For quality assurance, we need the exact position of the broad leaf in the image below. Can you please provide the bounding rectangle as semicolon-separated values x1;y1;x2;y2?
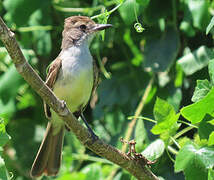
144;27;179;72
198;114;214;140
135;118;148;152
175;143;214;180
208;59;214;85
119;0;139;25
187;0;210;31
82;163;103;180
151;97;179;134
181;88;214;124
208;132;214;146
178;46;214;75
192;80;212;102
0;156;9;180
206;16;214;35
142;139;165;161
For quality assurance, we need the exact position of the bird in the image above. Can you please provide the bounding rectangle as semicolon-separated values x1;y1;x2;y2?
30;16;112;177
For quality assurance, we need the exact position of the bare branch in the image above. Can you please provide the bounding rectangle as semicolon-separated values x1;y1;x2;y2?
0;16;158;180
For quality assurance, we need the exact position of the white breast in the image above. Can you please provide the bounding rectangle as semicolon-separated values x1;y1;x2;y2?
53;43;93;113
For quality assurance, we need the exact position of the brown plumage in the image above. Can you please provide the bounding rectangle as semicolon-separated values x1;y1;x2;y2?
30;16;111;177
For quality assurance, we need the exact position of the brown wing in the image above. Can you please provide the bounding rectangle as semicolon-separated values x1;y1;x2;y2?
44;58;62;118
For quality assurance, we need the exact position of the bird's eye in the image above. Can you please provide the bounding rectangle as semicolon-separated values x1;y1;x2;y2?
79;24;87;31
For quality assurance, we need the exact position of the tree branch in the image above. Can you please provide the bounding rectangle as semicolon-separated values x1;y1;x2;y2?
0;16;158;180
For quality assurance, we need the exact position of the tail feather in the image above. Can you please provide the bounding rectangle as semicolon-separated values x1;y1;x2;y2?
31;122;64;177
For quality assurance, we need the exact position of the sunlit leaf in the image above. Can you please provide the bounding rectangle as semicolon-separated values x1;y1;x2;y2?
175;143;214;180
135;118;148;152
206;16;214;35
142;139;165;161
151;97;179;134
208;59;214;85
119;0;139;25
208;168;214;180
3;0;46;26
0;156;9;180
192;80;212;102
208;132;214;146
178;46;214;75
187;0;210;31
181;88;214;124
82;163;103;180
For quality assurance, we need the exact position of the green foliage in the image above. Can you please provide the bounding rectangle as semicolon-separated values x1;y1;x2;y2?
151;98;179;135
175;143;214;180
144;27;180;72
0;0;214;179
142;139;165;161
207;16;214;35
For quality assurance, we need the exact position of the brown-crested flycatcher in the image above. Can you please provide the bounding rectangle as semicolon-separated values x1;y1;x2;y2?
30;16;112;177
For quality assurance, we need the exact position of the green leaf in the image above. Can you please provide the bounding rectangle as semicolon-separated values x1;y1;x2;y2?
208;132;214;146
0;132;10;147
143;0;172;25
151;97;179;134
29;7;52;55
207;16;214;35
136;0;150;7
0;156;9;180
56;172;86;180
123;29;143;66
144;27;179;72
175;143;214;180
192;80;212;102
17;92;36;110
119;0;139;25
198;114;214;140
135;119;148;152
209;59;214;85
0;66;23;103
3;0;46;26
178;46;214;75
181;87;214;124
142;139;165;161
208;168;214;180
174;64;184;87
82;163;103;180
187;0;210;31
180;21;196;37
166;88;182;112
0;118;10;147
0;98;16;121
97;10;109;41
160;122;181;143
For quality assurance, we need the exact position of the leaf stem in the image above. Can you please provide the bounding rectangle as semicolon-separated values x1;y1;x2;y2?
17;25;53;32
122;76;154;152
173;126;195;140
177;120;198;129
172;0;177;26
95;48;111;79
128;116;156;124
91;3;122;19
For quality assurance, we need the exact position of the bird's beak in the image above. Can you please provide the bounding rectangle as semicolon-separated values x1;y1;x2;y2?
91;24;113;32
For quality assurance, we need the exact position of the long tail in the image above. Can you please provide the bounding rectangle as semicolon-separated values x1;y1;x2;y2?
30;122;64;177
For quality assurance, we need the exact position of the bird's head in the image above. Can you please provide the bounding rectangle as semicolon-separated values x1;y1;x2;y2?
61;16;112;49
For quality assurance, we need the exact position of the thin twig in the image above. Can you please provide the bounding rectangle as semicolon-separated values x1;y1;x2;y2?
108;76;155;179
122;76;154;152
